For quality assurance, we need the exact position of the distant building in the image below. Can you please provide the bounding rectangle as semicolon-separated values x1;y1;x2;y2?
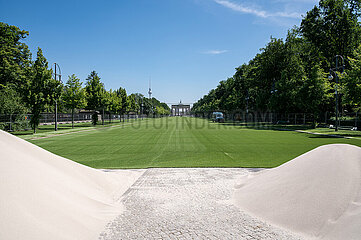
171;100;190;116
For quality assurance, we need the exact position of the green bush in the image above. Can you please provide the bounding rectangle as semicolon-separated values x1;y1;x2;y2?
0;122;7;131
311;121;318;129
12;115;29;131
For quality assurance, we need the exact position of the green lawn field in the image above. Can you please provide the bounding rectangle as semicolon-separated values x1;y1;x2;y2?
27;117;361;169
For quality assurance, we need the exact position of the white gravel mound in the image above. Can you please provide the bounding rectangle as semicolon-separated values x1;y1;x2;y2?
233;144;361;239
0;130;143;240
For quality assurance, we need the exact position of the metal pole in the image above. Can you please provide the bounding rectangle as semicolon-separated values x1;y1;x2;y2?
355;111;358;128
55;63;58;131
335;57;339;132
55;100;58;131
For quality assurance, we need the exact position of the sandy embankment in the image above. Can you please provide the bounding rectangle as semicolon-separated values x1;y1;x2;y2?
0;130;144;240
233;144;361;239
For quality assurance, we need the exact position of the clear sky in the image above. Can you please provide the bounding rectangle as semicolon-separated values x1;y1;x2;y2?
1;0;318;105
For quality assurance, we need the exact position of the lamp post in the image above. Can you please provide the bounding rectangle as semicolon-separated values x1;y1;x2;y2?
52;63;61;131
141;98;144;120
328;55;345;132
245;90;249;114
245;89;249;123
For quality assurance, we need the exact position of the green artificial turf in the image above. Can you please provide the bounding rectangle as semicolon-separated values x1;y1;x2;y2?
27;117;361;169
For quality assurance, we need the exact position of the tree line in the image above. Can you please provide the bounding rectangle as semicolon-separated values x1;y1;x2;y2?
0;22;170;133
192;0;361;122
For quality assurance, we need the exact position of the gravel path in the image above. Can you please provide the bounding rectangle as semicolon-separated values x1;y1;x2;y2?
99;168;303;240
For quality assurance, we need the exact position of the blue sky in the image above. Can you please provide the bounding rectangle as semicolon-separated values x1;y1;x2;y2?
0;0;318;105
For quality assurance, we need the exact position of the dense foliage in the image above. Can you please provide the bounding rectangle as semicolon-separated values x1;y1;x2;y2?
193;0;361;117
63;74;87;127
0;22;31;89
24;48;55;133
342;44;361;106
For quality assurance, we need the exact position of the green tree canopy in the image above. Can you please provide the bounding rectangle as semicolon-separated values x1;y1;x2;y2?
85;71;106;110
85;71;106;125
24;48;52;133
0;22;32;89
300;0;361;67
63;74;87;127
126;94;138;113
104;89;122;122
193;0;361;120
0;85;27;114
343;44;361;108
116;87;128;117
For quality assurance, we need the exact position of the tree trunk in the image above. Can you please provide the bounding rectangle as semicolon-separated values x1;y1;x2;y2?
92;111;98;125
72;108;74;128
9;113;12;132
102;108;105;125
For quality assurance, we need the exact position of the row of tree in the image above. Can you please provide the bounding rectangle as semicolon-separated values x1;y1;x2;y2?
192;0;361;120
63;71;170;127
0;22;170;133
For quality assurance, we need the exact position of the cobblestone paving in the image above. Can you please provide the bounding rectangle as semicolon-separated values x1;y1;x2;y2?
99;168;303;240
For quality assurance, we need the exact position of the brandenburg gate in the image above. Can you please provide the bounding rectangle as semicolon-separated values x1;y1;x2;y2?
171;101;190;116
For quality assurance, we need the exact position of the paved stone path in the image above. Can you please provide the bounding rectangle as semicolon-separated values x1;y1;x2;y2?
99;168;303;240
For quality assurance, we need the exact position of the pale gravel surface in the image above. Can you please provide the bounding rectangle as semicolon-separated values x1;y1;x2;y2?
99;168;304;240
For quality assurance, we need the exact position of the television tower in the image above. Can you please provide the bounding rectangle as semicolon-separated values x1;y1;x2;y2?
148;77;152;99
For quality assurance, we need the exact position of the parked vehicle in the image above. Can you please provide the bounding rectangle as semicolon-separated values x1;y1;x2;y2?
212;112;225;123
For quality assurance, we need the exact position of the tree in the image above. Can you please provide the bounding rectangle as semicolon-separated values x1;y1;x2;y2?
85;71;106;125
133;93;145;114
63;74;86;128
48;75;63;111
0;85;28;131
300;0;361;68
159;102;170;115
126;94;138;113
192;0;361;120
106;89;122;123
24;48;52;133
141;97;152;115
298;65;332;115
343;44;361;108
0;22;32;89
0;85;27;115
116;87;127;121
284;29;332;115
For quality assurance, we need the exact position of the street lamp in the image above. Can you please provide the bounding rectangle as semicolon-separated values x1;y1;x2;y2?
328;55;345;132
52;63;61;131
245;90;249;114
141;98;144;120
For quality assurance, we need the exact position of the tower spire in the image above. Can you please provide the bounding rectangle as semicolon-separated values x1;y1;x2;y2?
148;76;152;99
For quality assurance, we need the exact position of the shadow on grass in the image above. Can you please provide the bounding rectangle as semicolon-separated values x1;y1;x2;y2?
307;134;344;139
12;132;33;136
218;121;314;131
337;133;361;137
10;121;122;136
217;120;361;138
306;133;361;138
